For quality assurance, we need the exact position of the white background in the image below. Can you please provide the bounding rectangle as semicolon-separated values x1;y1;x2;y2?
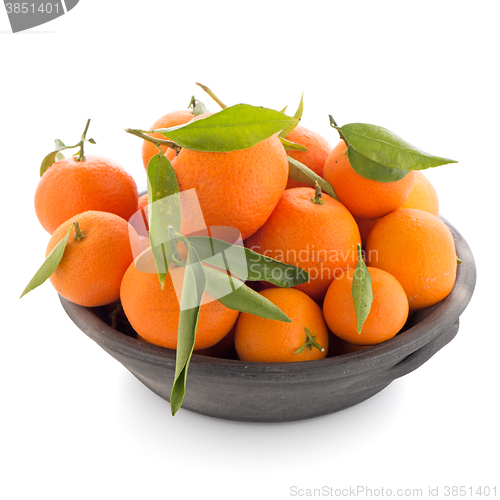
1;1;498;499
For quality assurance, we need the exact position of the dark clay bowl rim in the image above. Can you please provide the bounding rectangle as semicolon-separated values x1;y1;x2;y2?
61;217;476;384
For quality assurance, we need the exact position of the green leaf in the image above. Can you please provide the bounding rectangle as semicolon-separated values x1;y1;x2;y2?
203;267;291;322
279;92;304;138
293;93;304;120
40;150;62;176
152;103;299;152
339;123;457;171
347;146;410;183
186;236;309;287
287;156;337;200
20;223;73;298
170;246;206;415
40;140;71;176
280;137;307;152
351;244;373;334
147;153;181;289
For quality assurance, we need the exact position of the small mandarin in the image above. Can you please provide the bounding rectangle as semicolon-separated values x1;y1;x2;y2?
323;141;416;219
35;156;139;234
120;250;239;351
366;208;457;310
172;134;288;240
285;125;333;189
234;288;328;362
141;109;194;170
246;187;361;302
46;211;139;307
323;267;409;345
400;171;439;216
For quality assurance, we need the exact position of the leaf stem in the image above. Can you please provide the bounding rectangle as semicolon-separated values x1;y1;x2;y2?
195;82;227;109
329;115;349;147
125;128;182;154
357;242;364;263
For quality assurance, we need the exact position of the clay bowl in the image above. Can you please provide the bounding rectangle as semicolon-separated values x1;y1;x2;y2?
60;218;476;423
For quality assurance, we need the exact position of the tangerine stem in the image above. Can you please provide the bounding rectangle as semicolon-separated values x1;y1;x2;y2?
125;128;182;154
73;221;85;241
295;327;324;354
195;82;227;109
311;181;324;205
77;119;91;162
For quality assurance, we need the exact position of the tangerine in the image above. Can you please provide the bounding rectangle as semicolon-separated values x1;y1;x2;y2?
172;134;288;240
234;288;328;362
323;266;409;345
323;141;416;219
400;171;439;216
35;156;139;234
46;211;139;307
246;187;361;302
366;208;457;310
120;250;239;350
141;109;194;170
285;125;332;189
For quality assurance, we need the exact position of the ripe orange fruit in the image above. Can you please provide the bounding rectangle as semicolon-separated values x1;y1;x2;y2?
366;208;457;310
323;141;416;219
246;187;361;302
35;156;139;234
46;211;139;307
120;251;239;350
141;109;194;170
323;267;409;345
234;288;329;362
172;134;288;240
353;172;439;245
285;125;332;189
400;171;439;216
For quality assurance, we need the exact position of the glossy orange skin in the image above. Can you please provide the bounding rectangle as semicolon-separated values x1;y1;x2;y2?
400;171;439;216
35;156;138;234
285;126;333;189
246;187;361;302
354;172;440;245
323;267;409;345
234;288;329;362
366;209;457;311
46;211;138;307
120;252;239;351
323;141;416;219
172;134;289;240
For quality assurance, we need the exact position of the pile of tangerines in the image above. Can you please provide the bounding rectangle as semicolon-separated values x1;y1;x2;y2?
23;85;459;411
